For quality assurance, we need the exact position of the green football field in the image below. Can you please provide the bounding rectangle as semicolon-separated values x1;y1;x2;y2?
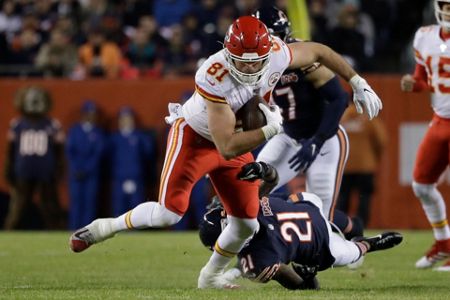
0;230;449;299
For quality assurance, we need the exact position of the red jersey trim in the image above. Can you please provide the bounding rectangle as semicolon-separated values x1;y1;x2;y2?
195;84;227;104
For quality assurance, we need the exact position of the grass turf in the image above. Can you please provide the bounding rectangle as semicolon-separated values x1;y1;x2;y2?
0;230;449;299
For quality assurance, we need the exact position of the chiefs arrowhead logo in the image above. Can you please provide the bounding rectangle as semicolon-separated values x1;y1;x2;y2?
268;72;281;86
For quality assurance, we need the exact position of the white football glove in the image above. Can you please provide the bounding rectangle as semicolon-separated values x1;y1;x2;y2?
259;103;283;140
349;75;383;120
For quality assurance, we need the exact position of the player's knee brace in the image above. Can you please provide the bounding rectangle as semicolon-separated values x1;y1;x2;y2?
412;182;437;204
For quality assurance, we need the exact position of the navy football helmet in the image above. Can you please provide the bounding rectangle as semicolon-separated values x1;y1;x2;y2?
253;6;292;41
198;203;228;251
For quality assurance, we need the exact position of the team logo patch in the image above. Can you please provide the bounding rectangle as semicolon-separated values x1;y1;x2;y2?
268;72;281;86
280;72;299;85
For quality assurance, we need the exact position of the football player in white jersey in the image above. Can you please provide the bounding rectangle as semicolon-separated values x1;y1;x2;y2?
401;0;450;272
69;16;382;289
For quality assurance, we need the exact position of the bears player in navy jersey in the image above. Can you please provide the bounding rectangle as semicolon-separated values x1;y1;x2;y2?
253;6;363;237
199;161;403;289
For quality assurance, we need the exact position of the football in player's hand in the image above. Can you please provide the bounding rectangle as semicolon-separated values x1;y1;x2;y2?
236;95;268;131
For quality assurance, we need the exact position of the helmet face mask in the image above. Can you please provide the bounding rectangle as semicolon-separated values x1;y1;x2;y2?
253;6;292;42
435;0;450;30
224;51;271;85
224;16;273;86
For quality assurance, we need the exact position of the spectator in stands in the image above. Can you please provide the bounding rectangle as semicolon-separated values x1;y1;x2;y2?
192;0;225;29
4;86;65;230
122;0;153;28
125;27;163;75
8;28;41;66
200;10;233;57
54;0;83;22
35;28;78;77
309;0;330;44
181;13;203;60
235;0;259;16
337;104;387;226
0;0;22;40
162;24;198;76
53;16;81;44
109;106;156;216
78;28;122;78
80;0;112;30
34;0;55;41
66;100;106;230
138;15;168;50
153;0;193;27
327;4;367;70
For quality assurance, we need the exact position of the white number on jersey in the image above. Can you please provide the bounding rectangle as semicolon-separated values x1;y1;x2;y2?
424;55;450;93
274;86;296;120
276;212;312;242
19;130;48;156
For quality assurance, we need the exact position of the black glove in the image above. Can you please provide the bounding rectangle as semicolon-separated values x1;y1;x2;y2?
292;263;320;290
288;136;325;172
237;161;270;182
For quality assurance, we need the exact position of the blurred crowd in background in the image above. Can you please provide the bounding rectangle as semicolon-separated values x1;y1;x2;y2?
0;0;433;230
0;0;433;79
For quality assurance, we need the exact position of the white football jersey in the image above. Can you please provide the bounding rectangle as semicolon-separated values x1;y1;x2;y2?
414;25;450;118
182;36;292;141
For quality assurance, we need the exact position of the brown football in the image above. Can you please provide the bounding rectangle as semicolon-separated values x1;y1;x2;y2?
236;95;268;131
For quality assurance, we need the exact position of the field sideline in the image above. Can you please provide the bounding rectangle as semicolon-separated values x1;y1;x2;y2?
0;230;449;299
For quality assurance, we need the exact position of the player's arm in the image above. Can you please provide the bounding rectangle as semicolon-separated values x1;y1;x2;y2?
400;63;428;92
305;66;349;143
289;41;355;81
238;161;278;197
288;41;382;120
206;100;267;160
272;264;319;290
287;67;349;172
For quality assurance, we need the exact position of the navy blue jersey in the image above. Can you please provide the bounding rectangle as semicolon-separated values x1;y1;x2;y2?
8;117;64;181
273;67;325;140
109;130;154;179
237;194;335;282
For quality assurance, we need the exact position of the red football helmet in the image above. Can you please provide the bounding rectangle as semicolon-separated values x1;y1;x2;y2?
435;0;450;29
224;16;273;85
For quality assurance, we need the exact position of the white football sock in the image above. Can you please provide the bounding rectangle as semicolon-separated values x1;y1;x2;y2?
112;201;182;231
203;216;259;273
412;182;450;240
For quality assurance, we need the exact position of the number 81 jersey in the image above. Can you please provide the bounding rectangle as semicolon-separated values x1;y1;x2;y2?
182;36;292;141
414;25;450;118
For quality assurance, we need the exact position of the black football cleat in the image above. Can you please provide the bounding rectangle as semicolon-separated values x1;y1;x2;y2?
356;232;403;253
